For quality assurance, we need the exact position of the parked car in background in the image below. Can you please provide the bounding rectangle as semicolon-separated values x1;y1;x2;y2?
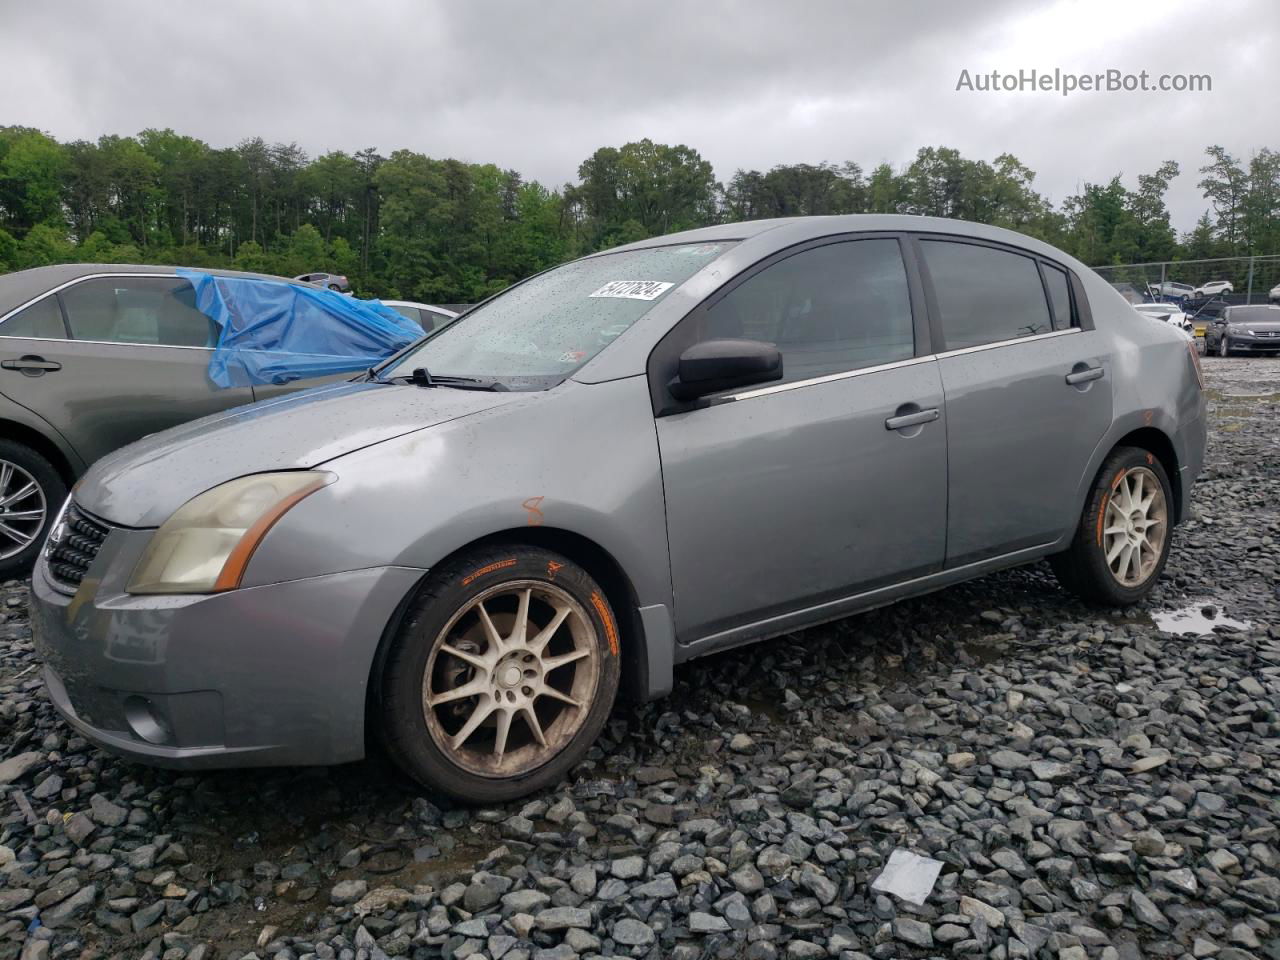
1204;304;1280;356
295;272;351;293
1192;279;1233;298
33;215;1206;802
381;300;459;335
1182;295;1230;337
1133;302;1193;337
1153;280;1195;300
0;264;375;575
1269;282;1280;304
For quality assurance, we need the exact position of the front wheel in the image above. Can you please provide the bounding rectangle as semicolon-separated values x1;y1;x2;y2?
1050;447;1173;606
379;545;621;803
1218;335;1231;357
0;440;66;578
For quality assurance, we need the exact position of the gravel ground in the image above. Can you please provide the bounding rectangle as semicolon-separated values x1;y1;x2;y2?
1;357;1277;960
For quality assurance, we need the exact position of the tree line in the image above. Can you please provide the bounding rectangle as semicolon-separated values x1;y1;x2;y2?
1;126;1277;303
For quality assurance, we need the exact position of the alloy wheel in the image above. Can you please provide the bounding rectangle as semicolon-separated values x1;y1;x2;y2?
1219;336;1229;357
422;580;600;778
0;461;47;559
1102;467;1168;587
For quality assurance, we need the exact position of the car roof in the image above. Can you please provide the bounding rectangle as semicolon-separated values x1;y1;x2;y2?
601;214;1092;270
381;300;459;317
0;263;307;316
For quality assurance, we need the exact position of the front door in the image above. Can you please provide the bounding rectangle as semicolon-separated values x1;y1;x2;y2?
654;237;948;644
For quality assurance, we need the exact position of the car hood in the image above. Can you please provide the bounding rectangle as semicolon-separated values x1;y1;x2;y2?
1236;320;1280;332
77;381;524;527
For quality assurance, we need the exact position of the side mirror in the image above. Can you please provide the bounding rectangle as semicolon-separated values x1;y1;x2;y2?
669;338;782;402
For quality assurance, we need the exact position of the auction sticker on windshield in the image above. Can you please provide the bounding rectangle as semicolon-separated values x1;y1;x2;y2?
589;280;674;301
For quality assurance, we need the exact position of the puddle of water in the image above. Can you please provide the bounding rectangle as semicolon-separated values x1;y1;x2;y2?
1151;603;1250;636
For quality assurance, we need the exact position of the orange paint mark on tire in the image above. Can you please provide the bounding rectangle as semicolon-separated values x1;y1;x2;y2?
547;560;564;579
1096;493;1109;546
1110;469;1127;491
462;558;517;586
591;591;619;657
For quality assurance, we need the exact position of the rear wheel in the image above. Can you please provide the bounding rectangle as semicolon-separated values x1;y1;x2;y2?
0;440;66;579
1050;446;1173;606
380;545;621;802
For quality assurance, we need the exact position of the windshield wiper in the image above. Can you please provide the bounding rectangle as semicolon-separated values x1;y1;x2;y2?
385;367;507;391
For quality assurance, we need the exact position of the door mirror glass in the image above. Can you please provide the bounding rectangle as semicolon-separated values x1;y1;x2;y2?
670;338;782;401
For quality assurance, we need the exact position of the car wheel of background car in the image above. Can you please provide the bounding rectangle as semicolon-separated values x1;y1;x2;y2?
1050;446;1173;607
327;283;341;291
379;544;621;803
1218;336;1231;358
0;439;66;578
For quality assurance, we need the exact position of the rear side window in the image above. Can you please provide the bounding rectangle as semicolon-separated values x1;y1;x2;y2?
387;304;423;326
922;241;1053;349
0;297;66;339
698;238;914;384
1042;264;1075;330
61;277;217;348
423;310;456;333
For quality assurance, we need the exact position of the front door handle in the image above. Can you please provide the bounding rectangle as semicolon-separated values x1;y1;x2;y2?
0;356;62;375
885;408;940;431
1065;366;1104;385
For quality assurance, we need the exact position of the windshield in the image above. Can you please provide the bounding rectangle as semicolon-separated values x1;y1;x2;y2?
381;241;736;389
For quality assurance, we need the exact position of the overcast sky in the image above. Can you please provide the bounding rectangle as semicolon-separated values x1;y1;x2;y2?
4;0;1276;232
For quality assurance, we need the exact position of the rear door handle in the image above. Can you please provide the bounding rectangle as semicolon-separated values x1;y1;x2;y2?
885;408;940;431
0;356;62;374
1065;366;1103;385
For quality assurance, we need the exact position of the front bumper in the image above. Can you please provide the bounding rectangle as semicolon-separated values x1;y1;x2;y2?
31;526;424;769
1227;334;1280;352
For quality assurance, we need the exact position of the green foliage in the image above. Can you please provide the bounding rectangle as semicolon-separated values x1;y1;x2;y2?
0;126;1276;300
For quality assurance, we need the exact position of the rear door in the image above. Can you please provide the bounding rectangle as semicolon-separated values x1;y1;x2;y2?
0;274;253;467
914;237;1112;566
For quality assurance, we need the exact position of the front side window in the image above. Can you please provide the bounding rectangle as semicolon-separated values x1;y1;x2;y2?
922;241;1053;349
60;277;217;348
686;238;914;385
383;242;735;389
0;296;66;339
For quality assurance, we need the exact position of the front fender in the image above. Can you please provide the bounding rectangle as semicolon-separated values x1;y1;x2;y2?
242;377;674;611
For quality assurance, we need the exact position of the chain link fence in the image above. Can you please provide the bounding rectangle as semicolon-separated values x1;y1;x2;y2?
1092;255;1280;306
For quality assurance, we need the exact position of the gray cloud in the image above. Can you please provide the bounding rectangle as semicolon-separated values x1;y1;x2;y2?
2;0;1275;233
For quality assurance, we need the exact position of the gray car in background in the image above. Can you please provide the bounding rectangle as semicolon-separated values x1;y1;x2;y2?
32;215;1206;803
0;264;333;576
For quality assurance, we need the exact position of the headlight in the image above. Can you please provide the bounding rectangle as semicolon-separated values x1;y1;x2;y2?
127;472;333;594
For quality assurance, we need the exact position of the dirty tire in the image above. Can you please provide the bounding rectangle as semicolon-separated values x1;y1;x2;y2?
1050;446;1174;607
0;440;66;579
380;545;621;803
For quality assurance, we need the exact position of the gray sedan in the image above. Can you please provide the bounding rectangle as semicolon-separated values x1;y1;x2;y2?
1204;304;1280;356
32;215;1207;802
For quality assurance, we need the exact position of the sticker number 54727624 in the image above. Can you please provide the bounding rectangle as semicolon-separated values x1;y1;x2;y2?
589;280;674;301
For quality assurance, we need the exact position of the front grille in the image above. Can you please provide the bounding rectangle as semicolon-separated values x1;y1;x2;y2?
45;502;111;590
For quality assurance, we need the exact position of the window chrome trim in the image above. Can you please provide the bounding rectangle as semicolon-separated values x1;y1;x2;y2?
723;354;936;402
932;326;1081;360
0;333;214;352
0;272;219;350
719;327;1082;403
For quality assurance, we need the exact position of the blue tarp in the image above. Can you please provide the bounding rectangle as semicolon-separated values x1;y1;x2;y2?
179;270;423;388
